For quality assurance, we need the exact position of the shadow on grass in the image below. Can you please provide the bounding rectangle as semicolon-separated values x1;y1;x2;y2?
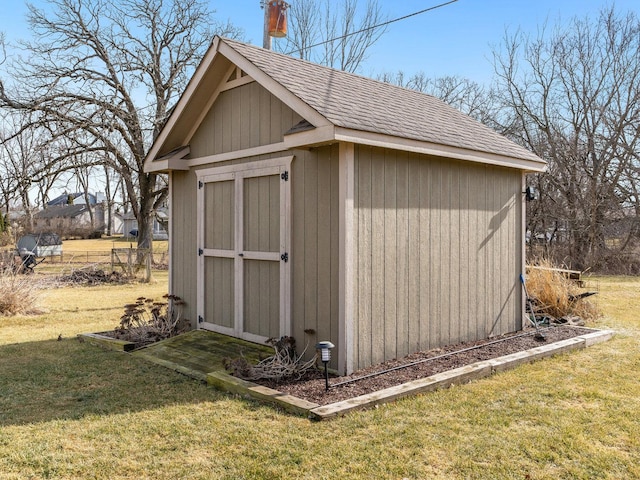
0;338;224;427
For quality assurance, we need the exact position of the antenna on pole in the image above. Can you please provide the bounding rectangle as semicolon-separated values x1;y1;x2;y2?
261;1;289;50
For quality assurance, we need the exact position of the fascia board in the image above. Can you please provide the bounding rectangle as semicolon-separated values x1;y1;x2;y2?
334;127;548;173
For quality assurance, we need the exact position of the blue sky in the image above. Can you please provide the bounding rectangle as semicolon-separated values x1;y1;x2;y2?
1;0;638;85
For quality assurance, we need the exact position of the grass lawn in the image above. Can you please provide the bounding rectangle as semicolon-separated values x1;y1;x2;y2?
30;237;169;276
1;275;639;479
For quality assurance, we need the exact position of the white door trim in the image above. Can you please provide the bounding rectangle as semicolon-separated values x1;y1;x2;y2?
196;156;293;342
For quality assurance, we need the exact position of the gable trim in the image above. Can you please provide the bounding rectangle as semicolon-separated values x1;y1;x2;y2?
217;41;331;129
220;73;255;92
144;37;224;170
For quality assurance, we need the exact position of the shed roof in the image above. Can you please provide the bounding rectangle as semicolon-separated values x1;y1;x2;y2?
144;37;545;173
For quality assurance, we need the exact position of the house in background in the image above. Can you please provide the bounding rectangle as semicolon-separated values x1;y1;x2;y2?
33;192;120;237
47;192;100;207
144;37;546;375
118;208;169;240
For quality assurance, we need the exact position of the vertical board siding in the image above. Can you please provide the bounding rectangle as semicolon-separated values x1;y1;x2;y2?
396;152;410;358
205;257;234;328
243;175;279;252
353;146;522;370
243;260;279;338
188;81;303;158
290;146;340;367
170;170;199;326
382;149;396;363
356;147;373;367
204;180;234;250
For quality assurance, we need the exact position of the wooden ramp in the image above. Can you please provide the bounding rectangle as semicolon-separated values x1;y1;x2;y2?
132;330;273;382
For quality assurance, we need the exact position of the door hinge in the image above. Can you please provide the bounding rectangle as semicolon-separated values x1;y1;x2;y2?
280;252;289;262
198;248;203;256
198;315;204;323
198;180;203;189
281;171;289;181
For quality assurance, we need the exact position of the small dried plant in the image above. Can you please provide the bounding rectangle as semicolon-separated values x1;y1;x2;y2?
114;294;190;346
224;336;317;381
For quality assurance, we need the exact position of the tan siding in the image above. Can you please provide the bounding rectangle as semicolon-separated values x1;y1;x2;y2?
369;146;385;365
356;146;373;368
428;158;443;348
291;151;306;346
243;175;279;252
289;146;340;363
316;147;332;345
406;153;421;353
396;151;410;358
458;166;471;342
353;146;523;370
189;82;303;158
205;257;234;328
244;260;279;338
204;180;234;250
330;147;340;348
382;149;396;362
170;170;199;327
303;148;318;344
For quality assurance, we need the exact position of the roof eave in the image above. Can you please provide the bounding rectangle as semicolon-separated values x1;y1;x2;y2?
332;127;547;173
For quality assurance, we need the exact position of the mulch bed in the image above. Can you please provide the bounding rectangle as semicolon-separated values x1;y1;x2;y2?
251;326;593;406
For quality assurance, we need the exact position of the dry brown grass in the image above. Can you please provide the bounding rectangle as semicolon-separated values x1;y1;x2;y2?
526;259;599;321
0;271;42;316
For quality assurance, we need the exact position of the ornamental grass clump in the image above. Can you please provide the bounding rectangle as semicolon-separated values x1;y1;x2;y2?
526;259;599;322
0;269;41;316
114;294;190;346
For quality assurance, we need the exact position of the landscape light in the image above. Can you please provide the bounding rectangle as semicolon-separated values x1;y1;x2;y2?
315;341;335;391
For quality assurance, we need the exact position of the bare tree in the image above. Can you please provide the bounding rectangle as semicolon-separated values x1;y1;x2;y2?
0;111;66;230
493;6;640;270
275;0;387;73
0;0;242;249
379;72;502;127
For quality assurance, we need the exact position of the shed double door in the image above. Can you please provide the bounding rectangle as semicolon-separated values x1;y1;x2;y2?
197;160;291;344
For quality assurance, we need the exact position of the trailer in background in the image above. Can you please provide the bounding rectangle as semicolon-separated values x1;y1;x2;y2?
15;232;63;273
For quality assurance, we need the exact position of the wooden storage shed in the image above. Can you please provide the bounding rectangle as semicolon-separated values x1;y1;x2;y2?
144;37;546;375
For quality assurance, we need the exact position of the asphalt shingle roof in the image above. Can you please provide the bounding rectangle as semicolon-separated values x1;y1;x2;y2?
34;204;88;219
222;38;542;164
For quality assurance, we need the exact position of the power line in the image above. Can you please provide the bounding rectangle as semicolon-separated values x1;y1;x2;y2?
284;0;459;56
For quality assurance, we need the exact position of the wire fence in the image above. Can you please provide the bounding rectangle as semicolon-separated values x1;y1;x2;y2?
41;250;168;265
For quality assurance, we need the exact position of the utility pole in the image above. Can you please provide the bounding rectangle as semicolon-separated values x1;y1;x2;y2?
262;1;289;50
262;1;271;50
